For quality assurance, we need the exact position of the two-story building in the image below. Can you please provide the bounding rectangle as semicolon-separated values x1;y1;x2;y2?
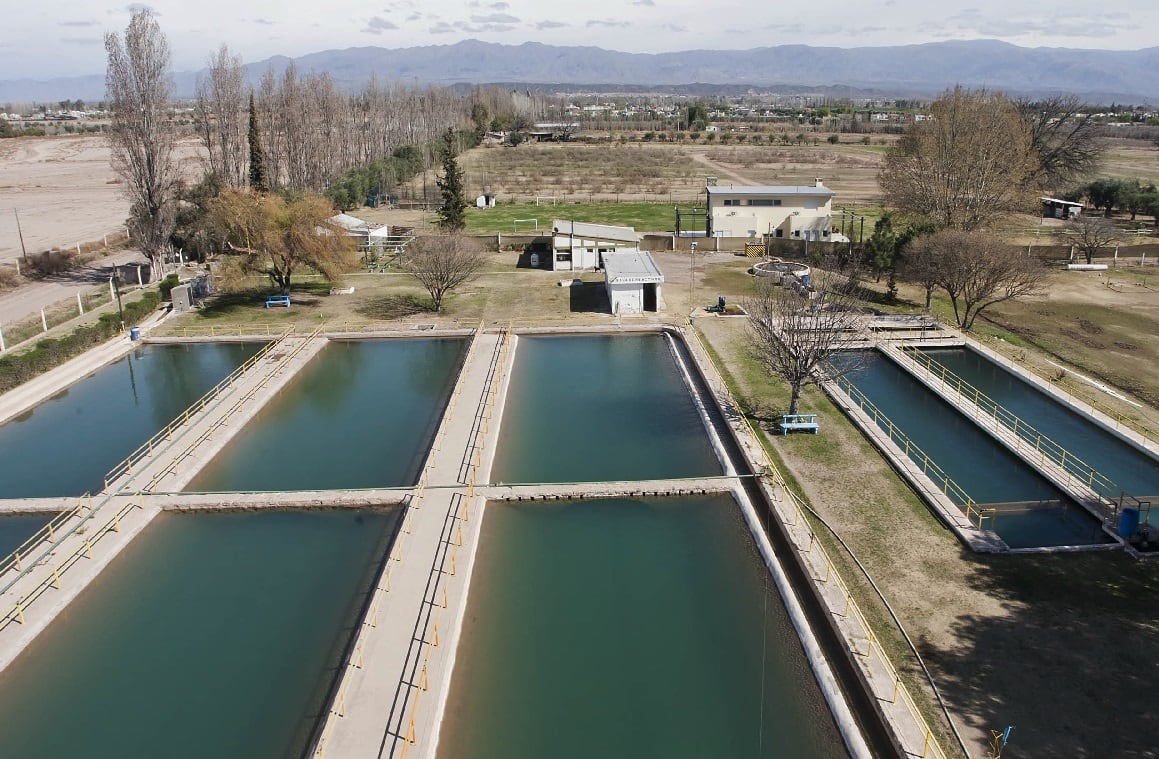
549;219;639;271
705;180;836;240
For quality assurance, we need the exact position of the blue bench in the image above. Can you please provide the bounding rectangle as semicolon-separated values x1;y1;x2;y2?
265;295;291;308
780;414;819;434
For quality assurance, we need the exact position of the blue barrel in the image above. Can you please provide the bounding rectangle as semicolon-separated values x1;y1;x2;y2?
800;273;811;287
1119;507;1140;538
129;326;141;341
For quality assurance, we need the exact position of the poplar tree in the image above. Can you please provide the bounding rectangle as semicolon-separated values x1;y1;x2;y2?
248;92;268;192
436;128;466;231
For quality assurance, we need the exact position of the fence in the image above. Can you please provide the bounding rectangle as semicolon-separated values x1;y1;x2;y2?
683;325;954;759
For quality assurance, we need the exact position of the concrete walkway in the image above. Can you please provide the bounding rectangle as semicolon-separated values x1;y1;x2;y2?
0;331;327;674
312;329;505;758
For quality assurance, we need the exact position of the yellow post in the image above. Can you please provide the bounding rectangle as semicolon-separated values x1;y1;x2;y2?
405;714;417;743
47;522;56;542
442;587;448;608
419;663;429;691
52;567;61;589
14;552;21;571
84;540;92;559
15;602;25;625
432;624;440;647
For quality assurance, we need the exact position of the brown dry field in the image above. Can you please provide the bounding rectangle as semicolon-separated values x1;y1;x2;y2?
0;134;204;264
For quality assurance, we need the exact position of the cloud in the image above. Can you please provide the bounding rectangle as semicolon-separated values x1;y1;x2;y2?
535;20;568;29
430;21;456;34
61;37;103;45
662;23;686;32
632;0;655;5
586;19;631;28
470;13;520;23
363;16;399;34
468;0;510;7
407;11;423;20
253;18;275;25
58;20;100;28
921;10;1132;40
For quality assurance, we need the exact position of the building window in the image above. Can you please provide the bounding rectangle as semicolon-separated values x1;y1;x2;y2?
723;199;741;206
556;253;572;262
749;199;781;207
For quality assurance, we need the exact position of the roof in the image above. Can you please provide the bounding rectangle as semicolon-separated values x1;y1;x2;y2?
603;250;664;284
706;185;836;197
1041;197;1084;207
329;213;368;232
552;219;638;243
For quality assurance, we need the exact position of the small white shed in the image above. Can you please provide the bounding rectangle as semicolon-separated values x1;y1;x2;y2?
603;250;664;315
550;219;639;271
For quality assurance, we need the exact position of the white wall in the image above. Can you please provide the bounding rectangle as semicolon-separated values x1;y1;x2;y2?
608;282;643;314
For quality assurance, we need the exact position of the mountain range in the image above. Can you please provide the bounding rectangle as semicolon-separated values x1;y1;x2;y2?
3;39;1158;105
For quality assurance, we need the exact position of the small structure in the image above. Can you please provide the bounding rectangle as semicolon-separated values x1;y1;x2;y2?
550;219;639;271
602;250;664;315
1041;197;1083;220
779;414;819;434
706;179;836;239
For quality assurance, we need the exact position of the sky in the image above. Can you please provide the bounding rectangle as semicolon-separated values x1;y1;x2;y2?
4;0;1158;79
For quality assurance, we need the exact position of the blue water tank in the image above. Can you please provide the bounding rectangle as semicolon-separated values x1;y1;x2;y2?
800;273;811;288
1119;507;1140;538
129;326;141;341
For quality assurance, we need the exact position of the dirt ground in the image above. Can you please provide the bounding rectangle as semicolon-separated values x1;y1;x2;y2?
0;135;204;264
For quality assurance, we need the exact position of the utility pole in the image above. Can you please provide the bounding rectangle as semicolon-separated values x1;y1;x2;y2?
14;209;28;264
688;241;697;320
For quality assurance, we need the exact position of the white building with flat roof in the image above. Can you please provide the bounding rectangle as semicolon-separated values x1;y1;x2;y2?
706;180;836;240
550;219;639;271
602;250;664;314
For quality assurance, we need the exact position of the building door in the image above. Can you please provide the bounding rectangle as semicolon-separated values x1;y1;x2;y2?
643;283;657;312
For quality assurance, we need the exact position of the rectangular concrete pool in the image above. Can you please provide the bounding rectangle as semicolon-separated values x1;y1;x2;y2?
438;495;848;758
0;343;261;498
0;508;397;758
187;338;465;491
491;334;721;484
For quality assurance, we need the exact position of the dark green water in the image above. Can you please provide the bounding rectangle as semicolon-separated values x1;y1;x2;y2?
187;339;465;491
0;513;55;558
833;352;1109;548
0;508;396;759
0;343;260;498
491;334;721;483
439;496;847;759
921;348;1159;502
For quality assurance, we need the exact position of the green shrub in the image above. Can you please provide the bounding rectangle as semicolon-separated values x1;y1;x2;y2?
159;273;180;301
0;290;160;394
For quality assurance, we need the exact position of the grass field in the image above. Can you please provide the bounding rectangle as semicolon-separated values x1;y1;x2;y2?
465;201;680;234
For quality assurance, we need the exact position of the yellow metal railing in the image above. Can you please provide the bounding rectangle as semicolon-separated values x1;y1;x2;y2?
895;344;1145;520
830;372;995;531
103;331;288;489
973;333;1159;443
683;326;952;759
0;499;88;578
1;495;143;633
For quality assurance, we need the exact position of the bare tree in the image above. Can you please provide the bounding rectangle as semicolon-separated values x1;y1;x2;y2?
403;235;485;312
1067;217;1121;264
209;189;356;294
880;86;1038;231
1017;95;1104;193
901;236;942;311
105;9;178;279
908;229;1046;331
745;272;864;416
194;45;247;188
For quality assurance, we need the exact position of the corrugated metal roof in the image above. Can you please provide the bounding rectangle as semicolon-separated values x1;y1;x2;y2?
706;185;836;197
603;250;664;283
552;219;638;242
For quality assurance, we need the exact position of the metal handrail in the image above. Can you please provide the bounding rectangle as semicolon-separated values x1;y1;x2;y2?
896;345;1147;520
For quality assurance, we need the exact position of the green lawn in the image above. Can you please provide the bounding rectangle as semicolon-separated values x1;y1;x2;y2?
465;202;679;234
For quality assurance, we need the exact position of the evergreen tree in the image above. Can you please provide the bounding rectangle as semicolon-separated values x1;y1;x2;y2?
436;128;466;231
247;91;268;193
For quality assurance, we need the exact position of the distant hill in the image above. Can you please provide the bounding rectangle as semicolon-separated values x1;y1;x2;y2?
3;39;1158;104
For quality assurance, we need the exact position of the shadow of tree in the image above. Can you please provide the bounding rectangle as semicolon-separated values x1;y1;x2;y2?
921;550;1159;757
355;294;436;320
568;281;609;313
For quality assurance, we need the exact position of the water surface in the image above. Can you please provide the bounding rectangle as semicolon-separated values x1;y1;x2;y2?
439;495;847;759
0;508;397;759
492;334;720;483
188;339;464;491
0;343;260;497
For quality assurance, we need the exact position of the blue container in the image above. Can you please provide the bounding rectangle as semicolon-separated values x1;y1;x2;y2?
129;326;141;341
800;273;811;287
1119;507;1140;538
